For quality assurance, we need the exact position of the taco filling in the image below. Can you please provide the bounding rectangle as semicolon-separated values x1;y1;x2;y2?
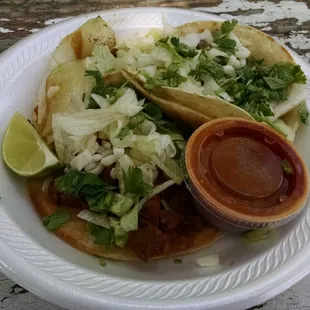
21;17;307;262
88;19;308;141
28;70;222;262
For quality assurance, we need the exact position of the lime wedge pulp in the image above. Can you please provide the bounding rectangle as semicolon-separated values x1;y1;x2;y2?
2;112;61;177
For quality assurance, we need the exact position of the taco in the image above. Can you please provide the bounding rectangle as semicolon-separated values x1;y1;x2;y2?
27;25;223;261
113;20;308;141
33;17;116;142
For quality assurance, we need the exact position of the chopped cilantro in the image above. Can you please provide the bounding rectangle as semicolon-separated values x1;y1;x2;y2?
117;112;147;139
85;70;103;84
251;114;287;138
211;60;307;117
298;101;309;125
99;258;107;267
216;38;236;54
43;209;71;231
88;223;114;245
142;102;182;135
86;69;129;108
155;39;184;63
144;70;186;90
55;170;114;196
55;171;116;213
170;37;198;58
212;20;238;54
144;102;163;120
123;166;152;197
189;55;225;80
220;19;238;35
241;229;271;244
86;191;115;212
281;159;294;175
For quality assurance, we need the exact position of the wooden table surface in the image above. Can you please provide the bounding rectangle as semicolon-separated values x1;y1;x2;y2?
1;1;310;309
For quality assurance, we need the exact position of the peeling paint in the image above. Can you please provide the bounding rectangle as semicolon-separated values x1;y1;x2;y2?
194;0;310;27
292;30;309;34
0;27;13;33
278;33;310;51
261;26;272;31
194;1;310;61
28;28;41;33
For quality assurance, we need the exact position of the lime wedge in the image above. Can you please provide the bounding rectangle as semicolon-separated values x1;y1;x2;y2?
2;112;61;177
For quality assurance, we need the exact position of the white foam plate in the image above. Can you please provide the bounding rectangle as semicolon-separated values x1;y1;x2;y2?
0;7;310;310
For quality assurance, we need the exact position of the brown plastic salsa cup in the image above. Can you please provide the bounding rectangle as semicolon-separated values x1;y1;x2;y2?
182;117;309;232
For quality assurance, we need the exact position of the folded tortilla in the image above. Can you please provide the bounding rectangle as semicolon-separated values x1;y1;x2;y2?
125;21;307;138
28;178;223;261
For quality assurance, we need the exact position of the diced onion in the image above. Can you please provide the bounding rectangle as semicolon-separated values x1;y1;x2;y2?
70;150;93;171
77;209;110;229
223;65;236;78
101;155;116;166
113;148;125;159
196;254;220;267
42;176;53;193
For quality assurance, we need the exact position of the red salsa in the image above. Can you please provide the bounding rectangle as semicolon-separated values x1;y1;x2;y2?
185;118;309;228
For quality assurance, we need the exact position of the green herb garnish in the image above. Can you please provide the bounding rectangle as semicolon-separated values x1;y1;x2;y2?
55;170;116;213
212;20;238;54
170;37;197;58
99;258;107;267
220;20;238;35
123;166;152;198
241;229;272;244
86;70;129;108
117;112;146;139
144;64;186;90
281;159;294;175
298;101;309;125
189;52;225;80
88;223;114;246
43;209;71;231
85;70;103;84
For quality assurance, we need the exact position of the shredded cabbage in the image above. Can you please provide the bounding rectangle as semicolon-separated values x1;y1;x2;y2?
114;226;128;247
178;80;204;95
139;162;158;186
151;153;183;184
196;254;220;267
120;180;175;232
151;46;173;68
109;194;134;217
90;94;111;109
179;33;201;49
77;209;110;229
84;45;116;75
52;88;143;163
202;76;233;102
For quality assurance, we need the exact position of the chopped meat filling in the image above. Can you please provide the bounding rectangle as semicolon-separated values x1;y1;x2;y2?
49;175;205;262
49;182;88;209
160;210;181;233
99;164;116;184
129;185;206;261
196;39;211;50
128;224;168;262
140;195;161;227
